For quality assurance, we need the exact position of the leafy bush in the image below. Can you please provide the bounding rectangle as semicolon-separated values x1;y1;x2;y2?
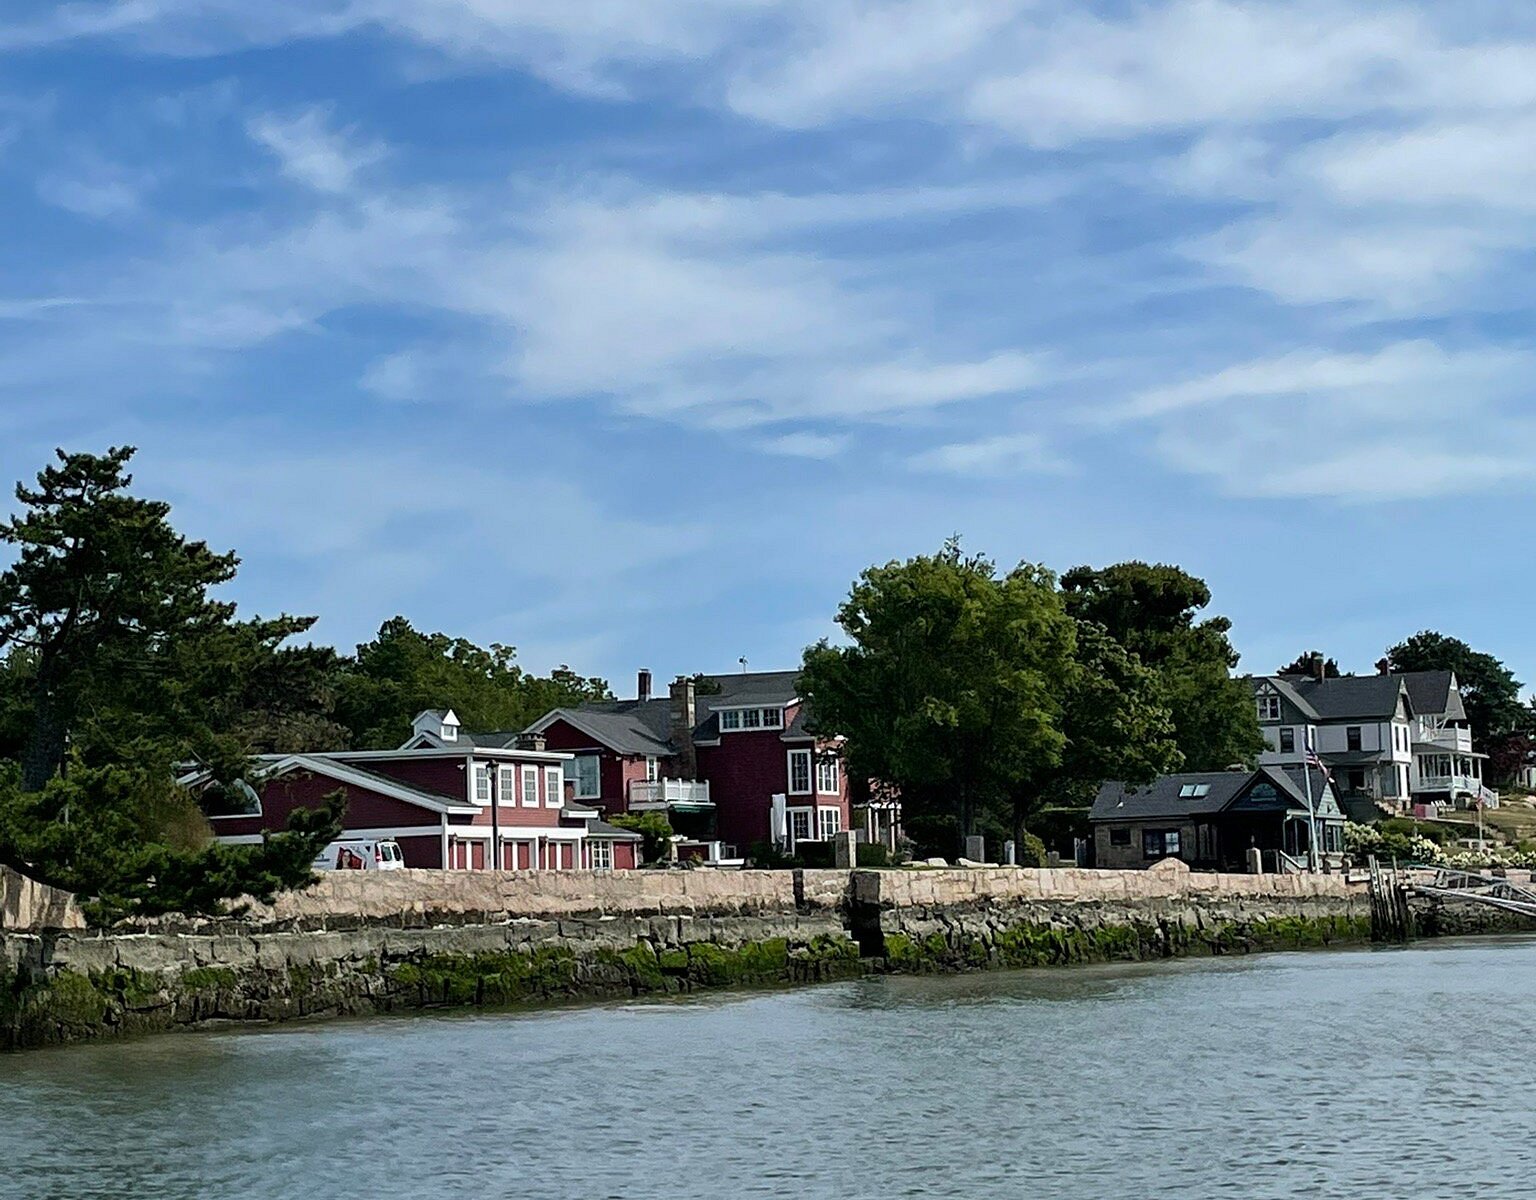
1344;821;1442;866
795;840;834;868
855;842;891;868
608;812;672;865
1016;832;1048;868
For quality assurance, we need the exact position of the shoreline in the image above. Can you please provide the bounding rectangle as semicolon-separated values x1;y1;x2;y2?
5;864;1532;1052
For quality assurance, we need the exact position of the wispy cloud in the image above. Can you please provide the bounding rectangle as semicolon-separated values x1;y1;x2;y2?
248;106;385;193
909;431;1064;477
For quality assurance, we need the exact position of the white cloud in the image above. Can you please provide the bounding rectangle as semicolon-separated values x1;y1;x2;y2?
909;431;1062;477
762;431;847;459
1130;340;1536;500
248;107;385;193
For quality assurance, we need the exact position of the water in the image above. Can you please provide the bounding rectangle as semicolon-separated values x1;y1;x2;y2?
5;938;1536;1199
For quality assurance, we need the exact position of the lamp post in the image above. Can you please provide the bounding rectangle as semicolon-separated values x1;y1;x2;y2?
488;758;502;871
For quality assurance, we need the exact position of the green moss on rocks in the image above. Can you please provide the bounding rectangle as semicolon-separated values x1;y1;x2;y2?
181;967;238;994
879;912;1371;974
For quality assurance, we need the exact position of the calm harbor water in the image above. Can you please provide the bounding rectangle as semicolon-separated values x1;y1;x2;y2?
6;937;1536;1199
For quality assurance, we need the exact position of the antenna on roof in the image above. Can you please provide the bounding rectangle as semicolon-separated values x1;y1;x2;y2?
738;656;748;673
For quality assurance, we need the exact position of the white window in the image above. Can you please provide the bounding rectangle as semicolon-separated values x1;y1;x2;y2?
590;840;613;871
498;764;517;805
789;810;812;845
720;710;742;732
818;808;842;840
521;765;539;807
544;766;563;808
572;755;601;800
474;764;491;804
645;756;659;782
1257;696;1282;722
788;749;812;795
816;756;840;795
761;708;783;728
741;707;762;729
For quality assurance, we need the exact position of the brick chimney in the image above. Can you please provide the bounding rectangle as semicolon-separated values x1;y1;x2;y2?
669;676;697;779
637;668;653;704
1376;657;1391;676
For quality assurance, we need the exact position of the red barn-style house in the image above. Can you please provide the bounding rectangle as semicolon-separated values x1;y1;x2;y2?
200;719;639;871
414;669;898;860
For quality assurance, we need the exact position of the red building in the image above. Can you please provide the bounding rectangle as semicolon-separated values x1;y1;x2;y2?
484;670;899;860
202;721;640;871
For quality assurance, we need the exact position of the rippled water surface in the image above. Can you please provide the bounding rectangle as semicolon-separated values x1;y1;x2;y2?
5;937;1536;1199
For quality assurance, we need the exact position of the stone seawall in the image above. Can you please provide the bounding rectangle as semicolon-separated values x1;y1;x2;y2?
0;863;1381;1051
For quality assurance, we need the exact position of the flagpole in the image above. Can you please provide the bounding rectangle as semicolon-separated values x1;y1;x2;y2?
1304;729;1320;873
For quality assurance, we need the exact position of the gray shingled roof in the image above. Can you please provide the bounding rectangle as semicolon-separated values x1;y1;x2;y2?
1091;772;1253;821
1091;766;1333;822
699;670;801;707
588;819;643;841
539;700;675;756
1398;671;1466;723
1250;674;1408;721
533;669;814;753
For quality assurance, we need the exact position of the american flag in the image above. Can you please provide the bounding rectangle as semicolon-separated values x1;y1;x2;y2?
1305;746;1330;778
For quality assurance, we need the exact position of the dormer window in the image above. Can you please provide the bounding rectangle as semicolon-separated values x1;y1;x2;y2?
1257;696;1281;722
439;719;458;742
719;707;783;733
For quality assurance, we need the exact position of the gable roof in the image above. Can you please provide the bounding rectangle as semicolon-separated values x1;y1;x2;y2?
254;754;481;816
527;668;815;754
1397;670;1466;723
1091;772;1254;821
1250;674;1410;722
531;701;675;756
1090;765;1337;823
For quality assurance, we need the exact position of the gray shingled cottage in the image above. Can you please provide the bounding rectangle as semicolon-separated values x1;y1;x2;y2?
1090;766;1346;872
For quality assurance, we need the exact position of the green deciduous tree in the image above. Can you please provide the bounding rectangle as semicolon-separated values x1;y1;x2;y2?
1061;561;1263;771
1013;620;1183;847
608;811;673;865
800;540;1077;853
1277;651;1340;678
334;617;613;748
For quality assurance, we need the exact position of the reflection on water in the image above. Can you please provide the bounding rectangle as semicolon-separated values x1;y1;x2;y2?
6;938;1536;1199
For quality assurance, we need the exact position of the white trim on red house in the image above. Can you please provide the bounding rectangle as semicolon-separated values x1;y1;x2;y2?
254;755;483;816
214;823;446;846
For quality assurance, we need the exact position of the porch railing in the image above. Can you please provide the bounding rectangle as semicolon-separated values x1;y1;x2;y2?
627;778;712;808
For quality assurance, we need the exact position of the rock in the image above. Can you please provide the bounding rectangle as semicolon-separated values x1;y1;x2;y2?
924;858;949;868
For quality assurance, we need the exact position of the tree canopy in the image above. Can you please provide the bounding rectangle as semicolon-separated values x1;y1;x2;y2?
801;541;1076;852
334;617;612;749
1060;562;1264;771
801;544;1217;856
0;448;339;921
1277;651;1341;678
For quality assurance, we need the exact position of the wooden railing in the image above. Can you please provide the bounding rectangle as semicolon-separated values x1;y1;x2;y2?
627;778;713;807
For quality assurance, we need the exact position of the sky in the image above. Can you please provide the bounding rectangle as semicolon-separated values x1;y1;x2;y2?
2;1;1535;694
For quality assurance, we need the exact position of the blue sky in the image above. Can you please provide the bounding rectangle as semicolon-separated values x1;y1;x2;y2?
2;1;1534;693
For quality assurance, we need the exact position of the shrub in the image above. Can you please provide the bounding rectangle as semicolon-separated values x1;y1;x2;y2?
608;812;673;865
1016;832;1048;868
856;842;890;868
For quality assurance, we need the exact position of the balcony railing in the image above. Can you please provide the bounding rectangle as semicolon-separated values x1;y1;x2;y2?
627;778;713;809
1417;726;1474;754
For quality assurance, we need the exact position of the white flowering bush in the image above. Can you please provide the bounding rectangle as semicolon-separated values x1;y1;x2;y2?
1343;822;1444;866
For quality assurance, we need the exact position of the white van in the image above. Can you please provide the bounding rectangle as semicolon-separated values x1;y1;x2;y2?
314;838;406;871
